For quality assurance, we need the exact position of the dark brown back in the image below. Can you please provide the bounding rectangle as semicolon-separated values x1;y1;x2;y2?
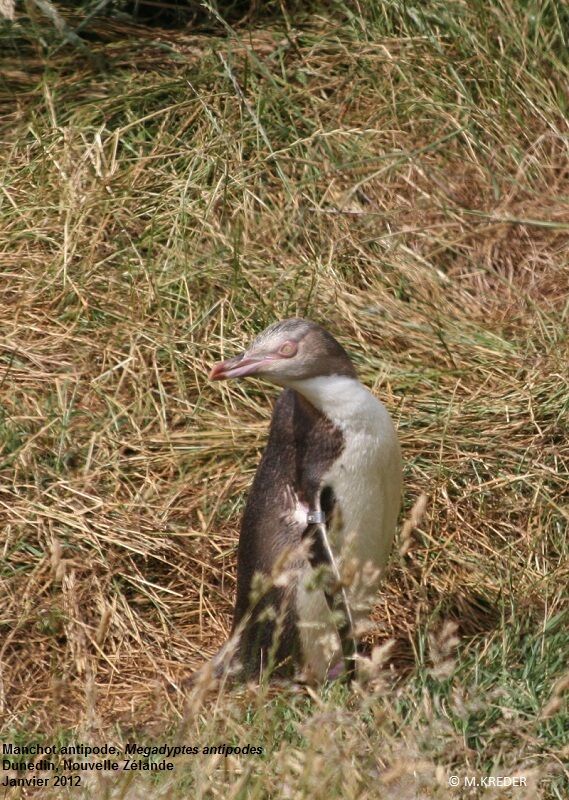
232;388;344;677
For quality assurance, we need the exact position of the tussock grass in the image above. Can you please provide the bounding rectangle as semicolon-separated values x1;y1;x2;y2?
0;0;568;797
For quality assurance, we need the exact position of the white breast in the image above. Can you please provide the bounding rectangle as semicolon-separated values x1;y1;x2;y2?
289;375;402;679
292;375;402;570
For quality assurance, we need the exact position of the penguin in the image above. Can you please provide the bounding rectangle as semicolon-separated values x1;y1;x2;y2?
207;318;402;683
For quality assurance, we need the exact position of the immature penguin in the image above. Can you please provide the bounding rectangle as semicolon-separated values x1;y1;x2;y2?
208;319;402;682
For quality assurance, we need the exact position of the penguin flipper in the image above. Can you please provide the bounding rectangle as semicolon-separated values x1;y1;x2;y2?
301;487;358;680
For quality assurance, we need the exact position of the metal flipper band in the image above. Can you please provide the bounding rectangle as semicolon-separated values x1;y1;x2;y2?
307;510;326;525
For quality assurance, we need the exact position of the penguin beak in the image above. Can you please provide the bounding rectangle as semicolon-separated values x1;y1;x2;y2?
209;352;276;381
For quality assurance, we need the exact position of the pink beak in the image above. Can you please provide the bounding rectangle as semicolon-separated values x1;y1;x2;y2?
209;353;275;381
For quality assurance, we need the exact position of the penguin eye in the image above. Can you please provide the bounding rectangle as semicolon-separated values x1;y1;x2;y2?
278;341;297;357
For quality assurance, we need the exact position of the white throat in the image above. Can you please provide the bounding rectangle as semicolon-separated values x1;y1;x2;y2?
287;375;378;430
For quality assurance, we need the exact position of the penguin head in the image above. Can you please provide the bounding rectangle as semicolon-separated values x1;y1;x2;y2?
209;318;356;386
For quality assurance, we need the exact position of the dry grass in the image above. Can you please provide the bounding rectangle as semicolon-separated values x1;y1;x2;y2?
0;1;568;797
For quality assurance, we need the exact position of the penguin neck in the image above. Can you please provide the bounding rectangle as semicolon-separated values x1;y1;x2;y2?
287;375;376;430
